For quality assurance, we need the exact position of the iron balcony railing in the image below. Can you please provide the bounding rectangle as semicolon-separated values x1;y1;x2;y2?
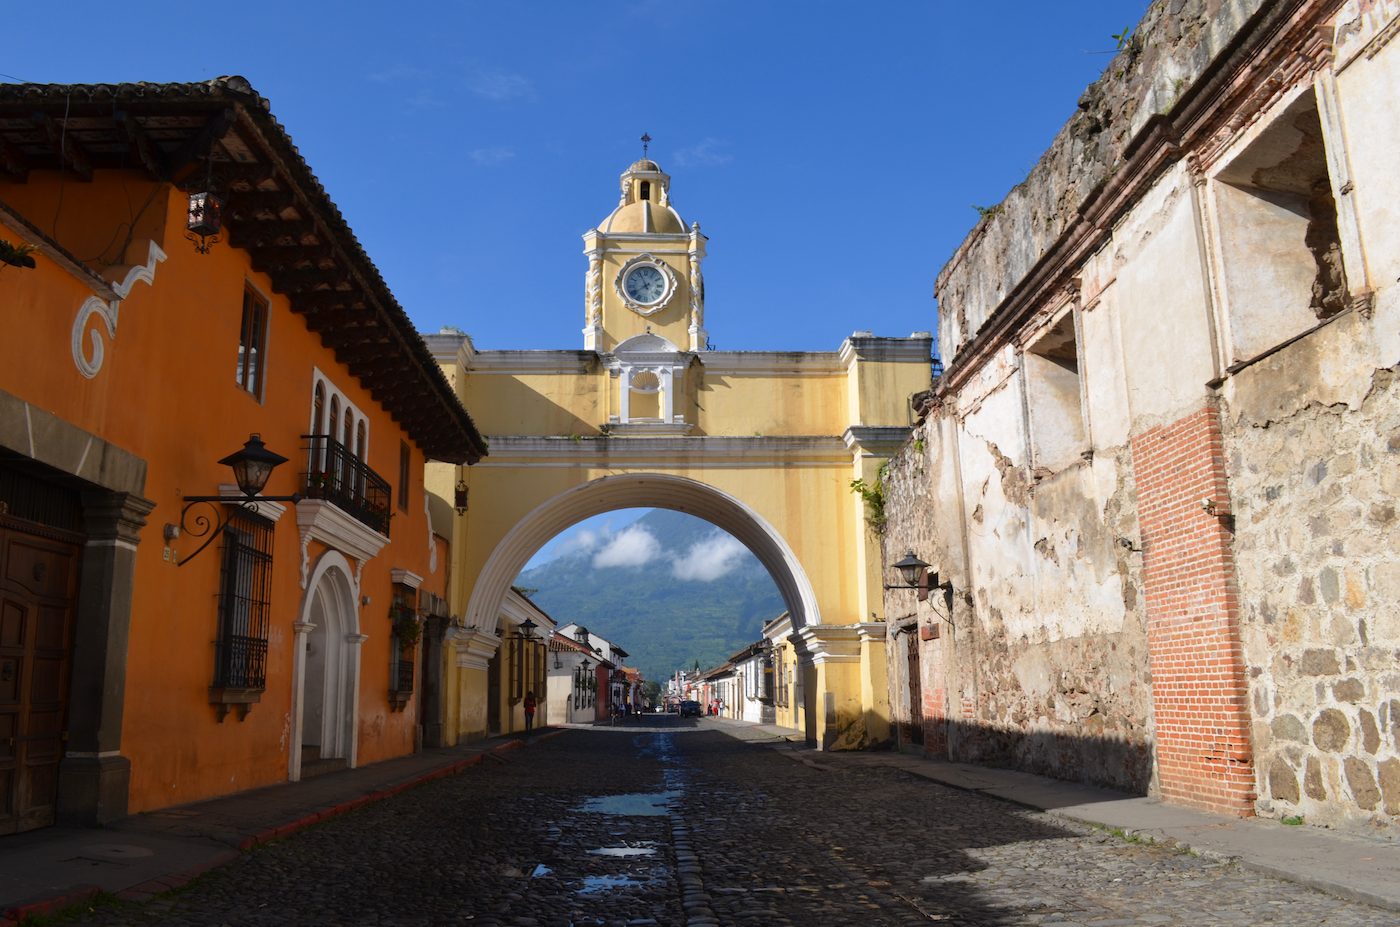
302;436;392;536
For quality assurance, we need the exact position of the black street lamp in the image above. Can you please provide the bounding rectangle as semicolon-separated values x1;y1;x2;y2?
178;434;302;566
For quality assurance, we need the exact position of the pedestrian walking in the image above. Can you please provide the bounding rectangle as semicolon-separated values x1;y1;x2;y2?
524;690;536;734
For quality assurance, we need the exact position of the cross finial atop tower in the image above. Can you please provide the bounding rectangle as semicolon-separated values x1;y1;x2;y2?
640;132;652;158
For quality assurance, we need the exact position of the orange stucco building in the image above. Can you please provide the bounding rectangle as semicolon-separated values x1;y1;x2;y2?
0;78;484;832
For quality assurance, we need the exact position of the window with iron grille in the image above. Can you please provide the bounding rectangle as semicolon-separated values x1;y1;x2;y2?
213;508;274;690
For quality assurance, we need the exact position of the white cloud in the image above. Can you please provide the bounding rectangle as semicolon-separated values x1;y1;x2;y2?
471;71;535;101
592;526;662;569
671;138;733;168
671;533;747;582
470;147;515;165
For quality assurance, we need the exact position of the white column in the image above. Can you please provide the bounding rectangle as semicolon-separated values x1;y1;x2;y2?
619;367;632;423
288;621;316;782
346;632;369;768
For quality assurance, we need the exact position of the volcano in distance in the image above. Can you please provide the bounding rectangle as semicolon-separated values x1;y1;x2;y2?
513;508;786;682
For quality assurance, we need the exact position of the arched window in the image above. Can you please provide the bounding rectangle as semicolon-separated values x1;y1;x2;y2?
313;383;325;435
328;398;340;447
343;412;354;450
640;180;651;202
312;382;326;471
356;421;366;461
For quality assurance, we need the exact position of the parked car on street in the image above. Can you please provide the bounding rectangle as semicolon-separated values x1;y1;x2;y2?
679;700;702;717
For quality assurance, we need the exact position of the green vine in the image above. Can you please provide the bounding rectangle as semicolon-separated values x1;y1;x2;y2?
849;462;890;534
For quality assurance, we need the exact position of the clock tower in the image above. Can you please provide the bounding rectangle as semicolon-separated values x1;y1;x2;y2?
582;159;707;353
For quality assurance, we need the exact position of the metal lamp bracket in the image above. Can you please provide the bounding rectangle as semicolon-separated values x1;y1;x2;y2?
177;493;301;565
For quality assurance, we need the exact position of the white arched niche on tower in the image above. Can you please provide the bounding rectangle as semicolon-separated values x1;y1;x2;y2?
604;333;694;435
462;472;821;638
289;550;366;782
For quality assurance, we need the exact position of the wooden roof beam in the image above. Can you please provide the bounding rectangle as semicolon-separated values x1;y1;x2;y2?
250;245;338;275
164;108;237;182
226;191;300;220
111;111;164;178
269;268;355;294
228;219;318;249
30;113;93;182
0;134;27;182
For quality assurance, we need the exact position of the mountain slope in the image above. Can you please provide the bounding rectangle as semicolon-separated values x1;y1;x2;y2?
515;509;785;681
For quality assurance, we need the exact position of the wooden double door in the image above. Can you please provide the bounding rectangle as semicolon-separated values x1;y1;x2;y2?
0;522;80;834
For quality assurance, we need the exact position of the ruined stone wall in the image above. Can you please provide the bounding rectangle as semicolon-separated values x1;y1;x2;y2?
936;0;1265;360
1225;310;1400;836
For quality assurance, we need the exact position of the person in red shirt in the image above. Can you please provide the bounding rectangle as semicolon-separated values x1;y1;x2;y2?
524;691;537;734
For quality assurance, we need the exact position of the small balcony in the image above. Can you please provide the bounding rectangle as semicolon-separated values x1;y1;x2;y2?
302;436;392;536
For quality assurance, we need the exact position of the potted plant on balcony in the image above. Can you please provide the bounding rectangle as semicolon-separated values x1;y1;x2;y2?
305;469;332;499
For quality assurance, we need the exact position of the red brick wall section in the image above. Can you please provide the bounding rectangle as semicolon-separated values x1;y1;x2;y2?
1133;406;1256;816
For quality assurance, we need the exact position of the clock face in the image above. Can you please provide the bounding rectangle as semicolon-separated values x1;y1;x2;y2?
624;265;667;304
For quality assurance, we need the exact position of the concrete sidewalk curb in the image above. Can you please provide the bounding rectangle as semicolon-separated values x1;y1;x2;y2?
0;730;573;926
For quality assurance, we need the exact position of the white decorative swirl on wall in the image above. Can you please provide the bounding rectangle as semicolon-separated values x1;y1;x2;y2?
70;240;166;379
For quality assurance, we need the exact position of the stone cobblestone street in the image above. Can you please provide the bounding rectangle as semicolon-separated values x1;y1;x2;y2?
51;724;1396;927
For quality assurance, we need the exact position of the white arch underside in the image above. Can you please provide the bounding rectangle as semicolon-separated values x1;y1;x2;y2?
464;472;821;633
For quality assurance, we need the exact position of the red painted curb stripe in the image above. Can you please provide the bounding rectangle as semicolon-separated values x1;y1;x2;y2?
2;883;102;923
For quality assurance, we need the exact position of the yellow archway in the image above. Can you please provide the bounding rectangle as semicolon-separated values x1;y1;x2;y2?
425;157;932;751
463;472;821;633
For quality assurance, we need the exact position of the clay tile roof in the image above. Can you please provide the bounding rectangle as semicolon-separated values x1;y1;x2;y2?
0;77;486;464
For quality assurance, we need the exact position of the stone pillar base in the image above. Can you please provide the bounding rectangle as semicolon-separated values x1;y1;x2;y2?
56;755;131;825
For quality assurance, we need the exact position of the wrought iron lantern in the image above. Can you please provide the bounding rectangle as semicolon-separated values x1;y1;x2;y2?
517;617;539;642
890;550;930;588
455;479;469;515
178;434;301;566
186;190;224;254
221;434;289;497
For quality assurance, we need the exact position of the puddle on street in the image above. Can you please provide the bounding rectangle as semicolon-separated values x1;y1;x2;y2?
575;871;667;894
531;863;552;877
578;791;680;816
588;843;658;857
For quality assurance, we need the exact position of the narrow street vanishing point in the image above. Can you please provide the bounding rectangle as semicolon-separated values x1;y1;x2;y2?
46;724;1396;927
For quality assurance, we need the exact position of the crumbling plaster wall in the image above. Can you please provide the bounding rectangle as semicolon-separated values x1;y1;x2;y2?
1226;307;1400;837
937;0;1265;360
882;381;1156;793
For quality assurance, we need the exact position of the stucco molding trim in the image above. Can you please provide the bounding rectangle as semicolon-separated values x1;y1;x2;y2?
390;568;424;590
838;335;935;366
797;625;863;664
842;426;914;456
295;499;391;590
448;626;502;670
479;435;850;461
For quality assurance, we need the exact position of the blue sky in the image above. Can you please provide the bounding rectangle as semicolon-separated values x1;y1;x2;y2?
8;0;1147;354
